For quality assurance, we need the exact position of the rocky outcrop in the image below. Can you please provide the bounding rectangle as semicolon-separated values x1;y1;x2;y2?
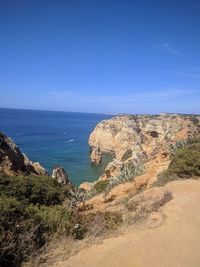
52;166;71;185
30;161;48;176
0;132;48;176
89;114;200;180
90;147;102;165
79;181;94;191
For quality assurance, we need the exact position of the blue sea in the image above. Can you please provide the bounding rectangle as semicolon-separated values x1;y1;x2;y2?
0;108;113;185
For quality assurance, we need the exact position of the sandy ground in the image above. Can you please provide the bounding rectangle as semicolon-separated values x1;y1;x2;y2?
49;179;200;267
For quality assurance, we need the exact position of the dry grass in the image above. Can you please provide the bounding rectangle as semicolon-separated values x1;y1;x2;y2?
25;186;174;267
121;190;173;225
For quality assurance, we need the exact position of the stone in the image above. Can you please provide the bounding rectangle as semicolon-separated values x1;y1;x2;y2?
89;114;200;181
52;166;70;185
90;147;102;165
0;132;47;176
79;181;94;191
31;161;48;176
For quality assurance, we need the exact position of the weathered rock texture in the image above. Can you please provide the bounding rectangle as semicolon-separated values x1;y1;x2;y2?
89;114;200;179
0;132;48;176
52;166;70;185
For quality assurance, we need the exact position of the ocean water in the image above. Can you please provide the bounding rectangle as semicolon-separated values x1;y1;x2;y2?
0;108;113;185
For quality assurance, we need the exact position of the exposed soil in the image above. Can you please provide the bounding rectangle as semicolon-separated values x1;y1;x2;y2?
40;179;200;267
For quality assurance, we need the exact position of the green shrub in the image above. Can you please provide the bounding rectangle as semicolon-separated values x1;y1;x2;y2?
85;162;144;199
154;140;200;186
0;195;75;267
0;196;41;266
0;175;75;266
106;161;144;192
94;180;109;194
26;204;74;236
0;173;125;265
0;175;69;205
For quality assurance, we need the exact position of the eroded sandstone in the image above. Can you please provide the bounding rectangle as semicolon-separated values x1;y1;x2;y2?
89;114;200;180
52;166;71;185
0;132;48;176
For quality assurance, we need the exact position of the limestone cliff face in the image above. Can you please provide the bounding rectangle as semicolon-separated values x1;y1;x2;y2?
89;114;200;178
0;132;48;176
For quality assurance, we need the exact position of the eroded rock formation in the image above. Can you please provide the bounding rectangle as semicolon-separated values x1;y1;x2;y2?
89;114;200;179
0;132;48;176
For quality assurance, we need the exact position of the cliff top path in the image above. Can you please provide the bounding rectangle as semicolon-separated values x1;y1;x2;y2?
42;179;200;267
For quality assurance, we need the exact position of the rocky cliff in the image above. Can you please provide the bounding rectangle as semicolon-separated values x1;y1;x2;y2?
0;132;47;176
89;114;200;180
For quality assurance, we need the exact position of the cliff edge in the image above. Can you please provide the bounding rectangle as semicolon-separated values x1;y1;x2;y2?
89;114;200;181
0;132;47;176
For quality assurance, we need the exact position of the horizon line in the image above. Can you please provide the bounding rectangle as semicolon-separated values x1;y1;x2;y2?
0;107;199;117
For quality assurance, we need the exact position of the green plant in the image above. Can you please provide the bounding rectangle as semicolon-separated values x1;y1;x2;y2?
168;140;188;157
106;161;144;192
154;140;200;186
0;175;70;206
0;174;77;266
66;187;86;208
82;180;110;199
26;204;74;235
0;196;41;266
93;180;109;194
0;195;75;267
84;162;144;199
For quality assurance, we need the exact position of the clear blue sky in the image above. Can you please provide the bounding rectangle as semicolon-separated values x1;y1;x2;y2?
0;0;200;114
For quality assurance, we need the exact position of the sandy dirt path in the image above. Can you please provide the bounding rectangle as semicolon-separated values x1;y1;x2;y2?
49;179;200;267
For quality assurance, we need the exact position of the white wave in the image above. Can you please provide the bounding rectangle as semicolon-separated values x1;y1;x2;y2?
66;139;75;143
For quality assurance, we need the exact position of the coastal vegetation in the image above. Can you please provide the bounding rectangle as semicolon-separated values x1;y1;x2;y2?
1;115;200;266
0;175;73;266
0;174;122;266
83;162;144;199
154;139;200;187
105;162;144;192
93;180;110;194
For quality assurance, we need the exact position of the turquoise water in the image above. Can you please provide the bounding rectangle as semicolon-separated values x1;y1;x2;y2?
0;108;113;185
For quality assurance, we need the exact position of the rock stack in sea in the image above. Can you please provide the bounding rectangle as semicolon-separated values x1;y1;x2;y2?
52;166;71;185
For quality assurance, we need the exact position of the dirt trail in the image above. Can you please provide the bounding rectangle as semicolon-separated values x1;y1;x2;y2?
49;179;200;267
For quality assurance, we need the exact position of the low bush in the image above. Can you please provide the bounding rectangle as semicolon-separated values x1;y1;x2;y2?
93;180;109;194
154;140;200;186
26;204;74;236
106;161;144;192
84;162;144;199
0;175;75;266
0;196;41;266
0;195;75;267
0;175;70;205
76;211;123;237
0;174;123;266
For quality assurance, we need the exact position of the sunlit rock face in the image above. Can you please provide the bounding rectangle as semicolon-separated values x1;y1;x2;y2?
90;147;102;165
89;114;200;179
52;166;70;185
0;132;48;176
